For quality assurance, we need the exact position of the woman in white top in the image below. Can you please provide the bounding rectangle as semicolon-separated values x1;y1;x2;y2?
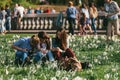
0;7;7;34
36;31;54;62
80;3;93;34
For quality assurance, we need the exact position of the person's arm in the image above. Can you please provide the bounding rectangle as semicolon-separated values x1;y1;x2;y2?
75;8;79;19
50;38;52;49
11;38;27;52
89;7;93;17
95;7;98;18
37;42;41;51
66;36;70;48
12;45;27;52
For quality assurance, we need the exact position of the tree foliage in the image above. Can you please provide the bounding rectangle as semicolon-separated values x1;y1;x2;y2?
0;0;120;8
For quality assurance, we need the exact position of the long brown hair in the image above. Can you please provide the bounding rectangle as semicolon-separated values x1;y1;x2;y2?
38;31;50;50
56;27;67;50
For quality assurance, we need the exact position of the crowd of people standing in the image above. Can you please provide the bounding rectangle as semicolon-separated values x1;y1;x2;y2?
66;1;98;35
0;5;11;35
0;0;120;41
66;0;120;40
0;3;56;34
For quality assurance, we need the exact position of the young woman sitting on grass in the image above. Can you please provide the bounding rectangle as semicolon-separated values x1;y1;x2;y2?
36;31;55;62
51;27;82;71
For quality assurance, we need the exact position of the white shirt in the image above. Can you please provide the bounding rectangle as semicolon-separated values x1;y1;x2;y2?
17;6;24;17
14;6;19;17
81;8;90;18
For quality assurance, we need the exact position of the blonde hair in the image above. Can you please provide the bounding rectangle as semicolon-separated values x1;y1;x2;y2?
69;1;73;6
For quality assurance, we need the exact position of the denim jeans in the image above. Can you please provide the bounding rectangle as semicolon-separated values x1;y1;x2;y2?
91;18;97;33
68;18;76;35
0;20;2;32
0;19;6;32
47;50;54;61
15;51;28;64
34;50;54;62
6;17;11;31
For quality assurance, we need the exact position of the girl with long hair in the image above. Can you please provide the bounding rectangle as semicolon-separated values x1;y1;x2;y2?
52;27;76;60
36;31;54;62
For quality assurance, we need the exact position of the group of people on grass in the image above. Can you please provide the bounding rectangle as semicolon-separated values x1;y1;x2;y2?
12;27;82;71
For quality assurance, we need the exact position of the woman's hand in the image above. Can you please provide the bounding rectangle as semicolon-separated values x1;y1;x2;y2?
52;47;62;52
22;48;28;52
41;49;48;54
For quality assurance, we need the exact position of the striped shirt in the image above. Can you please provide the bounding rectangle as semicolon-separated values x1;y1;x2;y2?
104;1;120;20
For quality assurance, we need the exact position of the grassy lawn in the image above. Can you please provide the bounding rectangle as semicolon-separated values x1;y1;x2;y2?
0;34;120;80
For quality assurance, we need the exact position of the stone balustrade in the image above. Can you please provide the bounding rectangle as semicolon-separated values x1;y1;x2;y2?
11;12;120;32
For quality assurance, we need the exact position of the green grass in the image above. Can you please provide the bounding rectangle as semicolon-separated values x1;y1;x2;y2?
0;34;120;80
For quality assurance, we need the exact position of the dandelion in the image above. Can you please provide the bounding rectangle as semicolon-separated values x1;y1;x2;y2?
36;64;41;69
13;39;16;43
98;61;101;64
104;73;110;80
94;59;98;63
108;46;114;51
88;44;91;49
116;51;119;53
73;76;86;80
13;35;16;38
55;70;61;77
10;67;15;71
5;68;9;75
1;46;4;49
71;35;75;40
51;77;57;80
97;55;102;59
23;78;28;80
102;35;106;40
89;63;93;68
16;35;20;38
32;69;36;74
94;35;98;40
96;40;100;43
8;40;12;43
10;75;14;80
73;44;76;47
51;61;58;69
103;52;108;56
0;75;3;80
61;77;68;80
112;68;116;72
